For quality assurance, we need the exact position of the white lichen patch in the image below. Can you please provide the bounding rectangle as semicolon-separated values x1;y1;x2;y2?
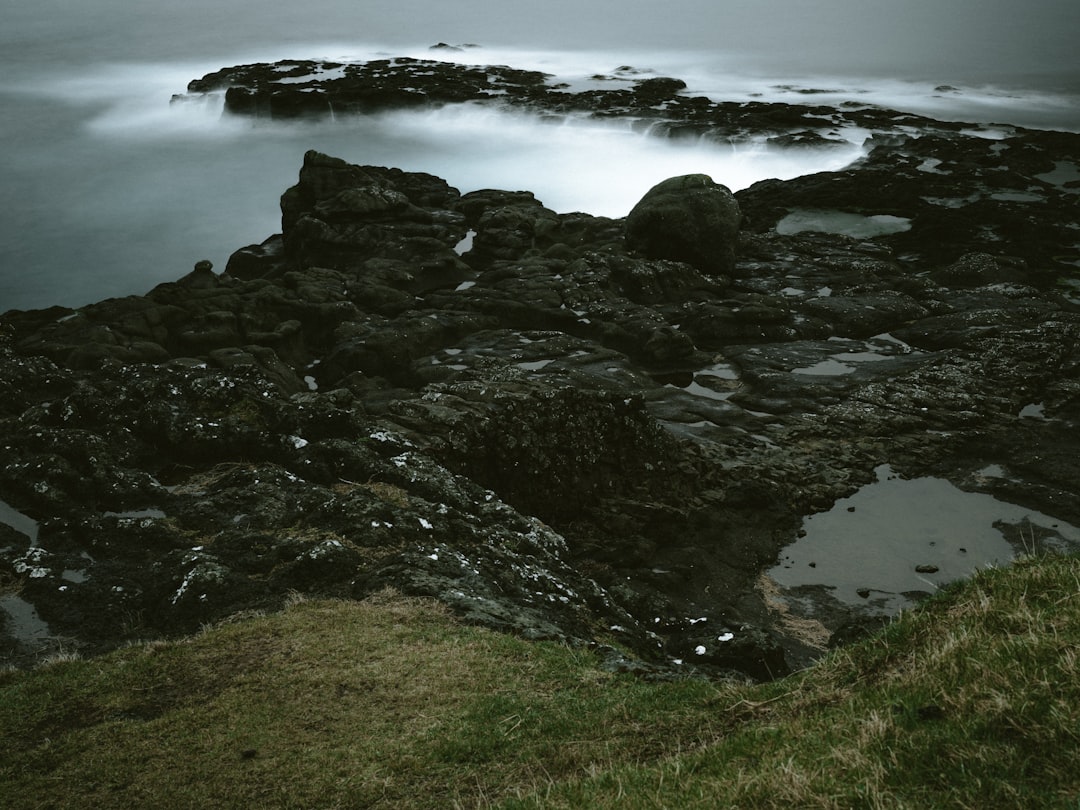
505;556;579;601
170;556;228;605
14;547;51;578
369;430;413;447
302;539;345;560
443;548;479;574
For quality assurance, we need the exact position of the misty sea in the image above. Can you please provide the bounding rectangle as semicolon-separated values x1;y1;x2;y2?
2;0;1079;312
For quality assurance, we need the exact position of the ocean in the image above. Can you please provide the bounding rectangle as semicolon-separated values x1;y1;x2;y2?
2;0;1078;312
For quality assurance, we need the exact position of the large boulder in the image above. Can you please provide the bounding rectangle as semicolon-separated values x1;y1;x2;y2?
625;174;741;277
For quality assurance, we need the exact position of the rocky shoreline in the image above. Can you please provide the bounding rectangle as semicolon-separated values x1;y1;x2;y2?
3;54;1080;677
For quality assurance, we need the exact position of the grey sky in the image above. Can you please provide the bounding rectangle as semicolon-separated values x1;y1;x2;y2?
6;0;1078;86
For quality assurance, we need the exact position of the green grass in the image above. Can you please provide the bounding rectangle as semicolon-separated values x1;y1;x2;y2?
3;556;1080;809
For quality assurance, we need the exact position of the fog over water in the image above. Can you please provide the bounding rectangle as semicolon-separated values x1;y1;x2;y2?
2;1;1079;311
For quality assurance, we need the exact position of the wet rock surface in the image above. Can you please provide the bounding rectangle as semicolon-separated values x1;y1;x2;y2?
3;55;1080;677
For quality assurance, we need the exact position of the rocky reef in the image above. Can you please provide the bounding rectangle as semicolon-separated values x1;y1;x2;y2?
3;54;1080;678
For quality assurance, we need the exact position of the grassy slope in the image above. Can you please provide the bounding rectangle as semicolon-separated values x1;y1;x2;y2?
2;557;1079;809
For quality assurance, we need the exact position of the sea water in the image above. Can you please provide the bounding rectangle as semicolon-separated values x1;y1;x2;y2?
2;1;1078;312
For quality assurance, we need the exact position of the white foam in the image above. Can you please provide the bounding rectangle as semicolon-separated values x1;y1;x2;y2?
327;105;864;217
46;70;866;217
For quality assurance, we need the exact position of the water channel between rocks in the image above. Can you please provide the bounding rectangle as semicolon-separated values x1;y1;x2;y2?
0;499;39;545
768;464;1080;616
1;503;165;653
0;499;46;652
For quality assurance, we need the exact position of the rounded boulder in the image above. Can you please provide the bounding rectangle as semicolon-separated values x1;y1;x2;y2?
625;174;741;276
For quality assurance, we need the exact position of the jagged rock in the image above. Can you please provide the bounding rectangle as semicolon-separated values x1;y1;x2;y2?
420;383;684;521
466;196;561;266
767;130;852;150
279;150;468;274
605;255;728;304
930;252;1040;288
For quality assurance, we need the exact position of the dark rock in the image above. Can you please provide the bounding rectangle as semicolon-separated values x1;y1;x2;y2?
766;130;851;150
226;235;288;281
466;196;561;266
631;76;688;101
674;625;790;681
427;384;683;521
930;252;1043;289
625;174;742;276
606;256;728;304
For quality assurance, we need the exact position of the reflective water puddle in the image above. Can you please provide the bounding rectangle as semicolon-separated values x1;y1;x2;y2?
776;208;912;238
769;464;1080;614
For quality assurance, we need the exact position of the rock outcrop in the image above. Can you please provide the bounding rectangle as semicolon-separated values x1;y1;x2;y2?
3;55;1080;679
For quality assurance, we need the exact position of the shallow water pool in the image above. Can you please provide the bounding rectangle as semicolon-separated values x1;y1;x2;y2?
769;464;1080;612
